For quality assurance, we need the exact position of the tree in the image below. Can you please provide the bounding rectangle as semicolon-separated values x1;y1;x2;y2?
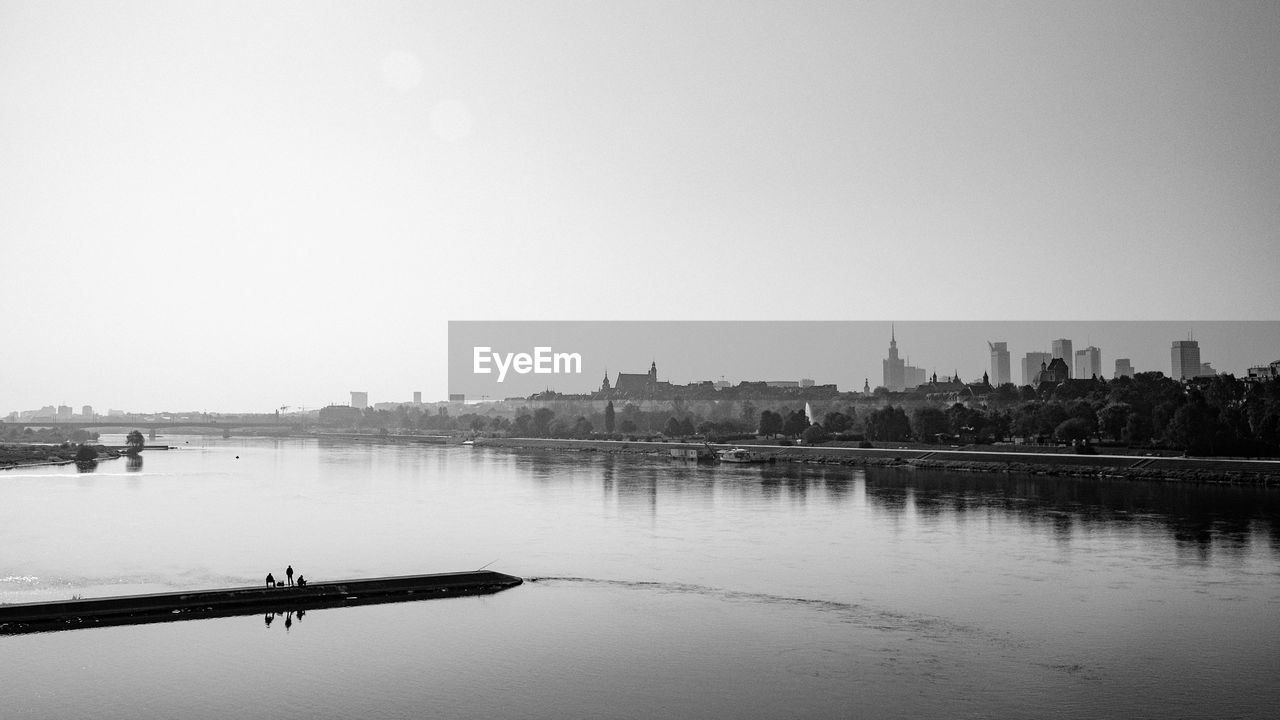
822;411;851;434
531;408;556;437
946;403;981;438
125;430;145;454
678;416;696;436
987;410;1012;442
74;444;99;462
912;407;949;442
512;413;533;436
782;409;810;438
801;424;830;444
1011;402;1041;440
548;419;570;438
571;416;594;439
663;417;683;437
620;403;643;433
604;401;616;435
619;419;637;434
865;406;911;442
992;383;1021;407
1054;417;1093;444
1123;412;1152;445
1036;402;1070;438
1165;391;1219;454
758;410;784;438
1098;403;1131;442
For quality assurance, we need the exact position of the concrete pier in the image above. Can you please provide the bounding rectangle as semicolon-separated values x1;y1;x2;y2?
0;570;522;634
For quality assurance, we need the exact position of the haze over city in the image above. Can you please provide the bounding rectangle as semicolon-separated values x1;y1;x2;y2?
3;1;1278;410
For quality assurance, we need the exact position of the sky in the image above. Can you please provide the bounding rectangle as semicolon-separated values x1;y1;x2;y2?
2;1;1278;412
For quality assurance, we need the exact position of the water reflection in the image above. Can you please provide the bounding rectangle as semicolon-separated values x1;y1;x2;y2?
75;460;97;473
126;455;143;472
860;467;1280;561
527;451;1280;562
264;610;303;631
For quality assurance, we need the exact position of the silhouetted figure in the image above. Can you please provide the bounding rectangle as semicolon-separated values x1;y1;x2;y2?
286;565;294;586
264;613;274;627
296;609;305;622
296;575;306;588
285;612;293;631
266;572;275;588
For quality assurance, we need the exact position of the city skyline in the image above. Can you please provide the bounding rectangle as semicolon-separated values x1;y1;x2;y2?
10;321;1277;414
435;321;1280;408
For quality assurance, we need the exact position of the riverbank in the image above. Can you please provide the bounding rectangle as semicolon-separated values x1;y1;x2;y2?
472;437;1280;485
0;444;180;470
0;444;123;470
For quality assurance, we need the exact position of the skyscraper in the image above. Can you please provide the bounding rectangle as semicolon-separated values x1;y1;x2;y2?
1074;346;1101;380
882;325;905;392
988;341;1010;386
904;364;926;390
350;391;369;409
1022;352;1052;386
1114;358;1134;379
1171;340;1201;380
1051;338;1073;378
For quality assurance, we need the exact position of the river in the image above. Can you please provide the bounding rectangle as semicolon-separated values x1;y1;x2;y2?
3;435;1278;718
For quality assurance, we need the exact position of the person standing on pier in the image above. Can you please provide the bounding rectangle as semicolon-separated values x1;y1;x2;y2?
286;565;294;587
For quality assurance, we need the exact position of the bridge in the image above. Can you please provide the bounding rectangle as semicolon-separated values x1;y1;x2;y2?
1;418;305;439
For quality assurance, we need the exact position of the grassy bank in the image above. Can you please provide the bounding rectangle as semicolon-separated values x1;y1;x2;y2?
473;437;1280;486
0;444;122;469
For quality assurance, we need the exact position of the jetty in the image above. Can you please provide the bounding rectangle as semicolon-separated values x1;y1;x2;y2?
0;570;522;635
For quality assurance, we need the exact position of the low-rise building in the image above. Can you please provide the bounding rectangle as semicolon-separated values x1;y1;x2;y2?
319;404;364;427
1246;360;1280;382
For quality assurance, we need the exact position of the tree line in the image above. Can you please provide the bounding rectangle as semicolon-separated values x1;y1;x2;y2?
336;374;1280;457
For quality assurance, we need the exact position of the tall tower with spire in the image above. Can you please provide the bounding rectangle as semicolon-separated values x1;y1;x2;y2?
882;324;906;392
648;360;657;384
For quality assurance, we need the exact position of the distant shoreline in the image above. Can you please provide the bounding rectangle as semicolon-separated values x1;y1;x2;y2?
471;437;1280;486
0;444;172;471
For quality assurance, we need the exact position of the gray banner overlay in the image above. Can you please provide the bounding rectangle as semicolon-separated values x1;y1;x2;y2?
448;321;1280;401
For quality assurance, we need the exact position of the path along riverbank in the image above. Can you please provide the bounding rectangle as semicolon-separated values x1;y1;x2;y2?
472;437;1280;486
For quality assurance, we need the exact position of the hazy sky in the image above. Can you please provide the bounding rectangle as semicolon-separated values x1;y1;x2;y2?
2;1;1278;412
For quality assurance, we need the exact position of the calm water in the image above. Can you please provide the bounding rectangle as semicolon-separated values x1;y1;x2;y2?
3;436;1279;718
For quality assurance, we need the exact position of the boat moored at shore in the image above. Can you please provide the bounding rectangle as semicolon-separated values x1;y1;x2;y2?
716;447;773;464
